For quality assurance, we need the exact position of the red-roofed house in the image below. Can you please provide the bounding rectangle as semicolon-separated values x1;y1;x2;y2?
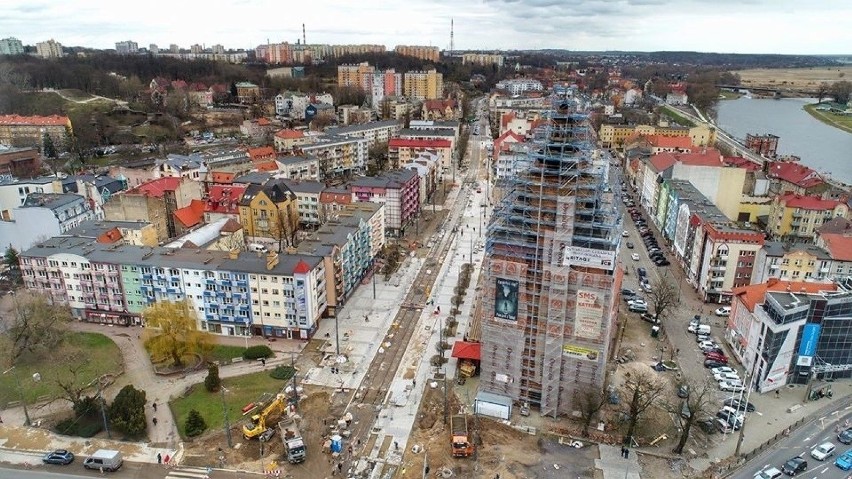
388;137;453;170
723;156;762;172
255;161;279;172
103;176;203;241
204;184;246;222
767;161;827;195
273;128;310;152
499;111;544;137
768;193;850;239
626;134;693;154
248;146;276;162
240;118;275;139
173;198;206;235
0;114;72;150
493;130;524;156
421;99;459;120
209;171;236;185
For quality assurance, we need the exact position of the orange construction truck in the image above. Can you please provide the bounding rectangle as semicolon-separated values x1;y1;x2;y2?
451;415;475;457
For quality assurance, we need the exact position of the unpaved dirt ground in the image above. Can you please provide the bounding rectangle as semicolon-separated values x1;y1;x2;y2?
402;382;597;478
732;66;852;89
182;385;350;478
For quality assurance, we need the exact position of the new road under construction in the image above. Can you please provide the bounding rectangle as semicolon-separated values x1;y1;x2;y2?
342;122;486;477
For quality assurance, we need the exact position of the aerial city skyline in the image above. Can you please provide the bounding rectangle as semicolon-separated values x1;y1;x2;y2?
2;0;852;54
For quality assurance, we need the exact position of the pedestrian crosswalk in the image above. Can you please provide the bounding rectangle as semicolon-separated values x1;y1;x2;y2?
165;466;212;479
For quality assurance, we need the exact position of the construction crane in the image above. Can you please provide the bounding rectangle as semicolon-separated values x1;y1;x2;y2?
243;393;288;439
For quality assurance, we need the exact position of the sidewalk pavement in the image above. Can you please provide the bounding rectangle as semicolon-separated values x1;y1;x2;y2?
597;444;640;479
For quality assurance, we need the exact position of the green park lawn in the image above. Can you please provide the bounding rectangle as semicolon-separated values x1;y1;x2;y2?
0;332;122;407
804;103;852;134
170;370;287;439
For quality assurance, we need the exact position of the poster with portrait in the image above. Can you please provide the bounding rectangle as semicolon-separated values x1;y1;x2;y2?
494;278;519;321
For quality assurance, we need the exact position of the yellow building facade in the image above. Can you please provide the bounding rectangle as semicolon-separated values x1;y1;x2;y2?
599;123;714;148
238;183;299;243
403;69;443;100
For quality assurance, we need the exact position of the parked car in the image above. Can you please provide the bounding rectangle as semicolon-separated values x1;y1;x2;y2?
703;347;725;356
631;253;640;261
698;418;718;434
706;353;728;364
715;306;731;317
622;231;630;237
640;282;653;293
715;418;734;433
654;258;671;266
621;288;636;298
43;450;74;465
719;380;743;392
715;411;742;430
714;372;740;382
753;467;783;479
705;359;727;369
628;302;648;313
628;298;647;308
723;398;756;412
810;442;836;461
637;267;647;278
835;449;852;470
781;456;807;475
698;340;717;349
714;367;737;376
838;428;852;445
626;242;634;249
677;384;689;398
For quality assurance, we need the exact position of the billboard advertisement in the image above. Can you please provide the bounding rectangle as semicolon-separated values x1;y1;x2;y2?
494;278;519;321
575;290;604;339
562;246;616;271
798;323;821;358
562;344;600;362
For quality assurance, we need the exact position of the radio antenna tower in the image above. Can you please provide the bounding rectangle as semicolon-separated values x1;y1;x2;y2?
302;24;307;45
450;18;454;57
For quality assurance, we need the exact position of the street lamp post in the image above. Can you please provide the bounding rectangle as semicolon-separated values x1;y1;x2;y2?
3;366;32;426
220;386;233;448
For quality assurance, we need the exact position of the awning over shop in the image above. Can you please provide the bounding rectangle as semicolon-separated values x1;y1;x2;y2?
451;341;481;361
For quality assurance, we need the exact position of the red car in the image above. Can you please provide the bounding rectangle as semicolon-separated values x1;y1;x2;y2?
705;353;728;363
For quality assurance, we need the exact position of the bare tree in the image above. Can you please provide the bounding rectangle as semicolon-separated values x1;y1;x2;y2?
665;378;717;454
0;292;72;366
576;387;607;437
817;82;831;103
623;369;665;443
276;203;299;252
648;277;678;320
54;350;91;409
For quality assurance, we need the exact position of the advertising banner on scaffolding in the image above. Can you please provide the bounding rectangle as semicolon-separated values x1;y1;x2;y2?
562;343;600;362
575;290;604;339
494;277;519;321
562;245;616;271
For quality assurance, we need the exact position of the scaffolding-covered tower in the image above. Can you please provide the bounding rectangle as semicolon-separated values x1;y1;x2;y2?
479;93;623;417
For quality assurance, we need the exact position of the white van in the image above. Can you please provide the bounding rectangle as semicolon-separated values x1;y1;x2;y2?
696;325;711;336
248;243;268;253
83;449;123;472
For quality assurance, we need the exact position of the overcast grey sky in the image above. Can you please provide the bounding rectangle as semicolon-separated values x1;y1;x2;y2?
2;0;850;55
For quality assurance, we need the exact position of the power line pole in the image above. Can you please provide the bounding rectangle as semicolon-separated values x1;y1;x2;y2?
221;386;232;448
291;352;300;412
97;379;111;439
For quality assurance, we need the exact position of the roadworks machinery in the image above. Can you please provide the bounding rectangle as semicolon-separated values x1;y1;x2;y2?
243;393;288;439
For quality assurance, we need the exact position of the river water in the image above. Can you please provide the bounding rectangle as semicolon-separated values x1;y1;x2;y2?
716;97;852;185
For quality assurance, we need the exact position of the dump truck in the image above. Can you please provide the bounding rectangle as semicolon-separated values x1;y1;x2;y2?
450;415;474;457
279;417;307;464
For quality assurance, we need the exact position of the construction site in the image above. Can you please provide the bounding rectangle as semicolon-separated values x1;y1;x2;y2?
475;94;623;417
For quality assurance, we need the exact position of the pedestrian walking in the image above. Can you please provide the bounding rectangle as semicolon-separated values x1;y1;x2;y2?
776;390;780;398
624;448;630;459
152;417;158;426
620;446;627;458
338;463;343;472
164;454;170;465
157;453;162;464
153;402;157;412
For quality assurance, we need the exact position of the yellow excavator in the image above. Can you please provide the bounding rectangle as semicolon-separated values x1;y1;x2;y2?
243;394;288;440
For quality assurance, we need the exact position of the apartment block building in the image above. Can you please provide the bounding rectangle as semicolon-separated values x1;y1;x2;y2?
753;242;836;284
495;79;544;96
296;203;384;315
276;156;319;181
461;53;504;67
767;193;849;240
403;69;443;100
279;179;326;229
388;138;453;171
0;37;24;55
0;192;101;251
0;114;71;150
599;123;715;149
274;129;312;152
724;278;852;393
300;135;368;179
327;120;402;148
351;169;419;237
394;45;440;62
115;40;138;54
19;237;328;339
338;62;375;90
35;39;63;58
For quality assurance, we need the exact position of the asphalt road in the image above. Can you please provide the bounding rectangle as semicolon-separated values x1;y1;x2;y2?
0;463;244;479
733;404;852;479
